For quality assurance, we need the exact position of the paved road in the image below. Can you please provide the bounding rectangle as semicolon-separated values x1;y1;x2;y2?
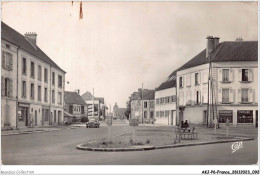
1;122;258;165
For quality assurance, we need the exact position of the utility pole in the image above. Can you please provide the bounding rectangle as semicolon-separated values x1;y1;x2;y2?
141;83;144;124
92;88;94;118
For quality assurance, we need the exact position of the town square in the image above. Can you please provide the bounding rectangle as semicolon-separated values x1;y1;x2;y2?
1;1;259;174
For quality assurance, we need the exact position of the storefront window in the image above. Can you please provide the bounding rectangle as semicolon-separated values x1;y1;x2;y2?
219;110;233;123
237;110;253;123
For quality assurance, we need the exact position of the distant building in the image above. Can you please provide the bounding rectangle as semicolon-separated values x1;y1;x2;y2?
155;73;177;125
130;89;155;123
113;102;127;119
64;91;87;120
81;91;106;119
1;22;66;129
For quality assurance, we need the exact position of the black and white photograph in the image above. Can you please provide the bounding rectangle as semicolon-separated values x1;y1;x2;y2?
0;1;259;174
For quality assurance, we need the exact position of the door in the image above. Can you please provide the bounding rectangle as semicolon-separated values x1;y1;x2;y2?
54;110;56;124
58;111;61;124
35;111;37;126
256;110;258;128
170;111;173;125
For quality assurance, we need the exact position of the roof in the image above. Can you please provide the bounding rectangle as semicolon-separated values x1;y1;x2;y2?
131;89;155;100
1;21;65;73
81;91;105;103
81;91;93;101
177;41;258;71
64;91;86;105
156;70;177;91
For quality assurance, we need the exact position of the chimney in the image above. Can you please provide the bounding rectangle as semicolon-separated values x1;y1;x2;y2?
206;36;220;58
213;37;220;49
235;37;243;42
74;89;80;95
24;32;37;47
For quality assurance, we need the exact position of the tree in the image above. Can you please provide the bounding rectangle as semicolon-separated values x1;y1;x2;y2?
125;97;131;120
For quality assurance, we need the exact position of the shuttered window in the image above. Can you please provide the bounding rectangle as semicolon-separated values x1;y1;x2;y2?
222;89;229;103
2;51;13;71
1;76;13;97
38;65;42;81
22;81;26;98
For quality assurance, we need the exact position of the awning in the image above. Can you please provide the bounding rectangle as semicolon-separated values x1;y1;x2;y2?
64;110;73;117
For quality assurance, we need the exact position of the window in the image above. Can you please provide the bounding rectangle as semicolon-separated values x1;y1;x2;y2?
58;92;62;105
160;111;165;118
58;75;62;88
171;95;176;102
195;73;200;85
222;89;229;103
156;98;159;105
38;65;42;81
179;77;183;88
156;111;160;117
2;51;13;71
219;110;233;123
195;90;200;104
1;77;13;97
160;97;165;104
144;101;147;108
144;111;147;119
22;58;27;74
222;69;229;82
44;88;48;102
52;72;55;85
38;86;41;101
31;61;35;77
237;110;253;123
22;81;26;98
52;90;55;103
44;68;48;82
165;96;170;103
241;89;249;103
30;83;34;100
242;69;249;82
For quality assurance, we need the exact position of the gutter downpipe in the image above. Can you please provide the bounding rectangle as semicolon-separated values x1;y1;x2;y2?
16;46;20;129
49;65;52;126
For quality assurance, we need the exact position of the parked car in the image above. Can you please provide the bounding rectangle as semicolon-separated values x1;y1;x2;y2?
86;118;100;128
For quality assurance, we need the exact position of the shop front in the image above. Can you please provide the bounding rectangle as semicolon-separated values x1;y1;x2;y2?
219;110;233;124
18;103;30;127
237;110;253;124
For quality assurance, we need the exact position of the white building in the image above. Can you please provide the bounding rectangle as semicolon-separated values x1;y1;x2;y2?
155;75;177;125
1;22;66;129
176;36;258;127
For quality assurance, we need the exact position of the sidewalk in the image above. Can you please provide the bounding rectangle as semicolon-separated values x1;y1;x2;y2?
1;124;83;136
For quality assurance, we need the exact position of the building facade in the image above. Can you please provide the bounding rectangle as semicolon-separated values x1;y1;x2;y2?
81;91;106;119
130;89;155;123
113;102;127;119
1;22;66;129
176;36;258;127
155;76;177;125
64;91;87;119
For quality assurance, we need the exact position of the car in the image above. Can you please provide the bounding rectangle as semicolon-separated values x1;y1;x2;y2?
86;118;100;128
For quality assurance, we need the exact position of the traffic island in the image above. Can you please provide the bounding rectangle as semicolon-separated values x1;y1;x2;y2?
76;126;255;152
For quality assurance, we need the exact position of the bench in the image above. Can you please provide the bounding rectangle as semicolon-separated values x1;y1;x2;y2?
175;127;198;140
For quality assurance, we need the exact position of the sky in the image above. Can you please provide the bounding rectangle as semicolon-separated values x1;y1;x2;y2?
1;1;258;108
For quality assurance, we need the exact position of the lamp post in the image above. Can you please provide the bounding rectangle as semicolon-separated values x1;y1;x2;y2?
141;83;144;124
